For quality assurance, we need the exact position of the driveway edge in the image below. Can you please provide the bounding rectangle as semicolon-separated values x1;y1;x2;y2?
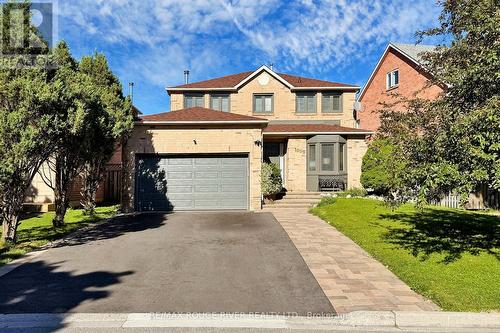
0;312;498;330
0;213;127;278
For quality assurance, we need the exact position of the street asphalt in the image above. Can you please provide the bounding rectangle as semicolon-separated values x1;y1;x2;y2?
0;212;333;315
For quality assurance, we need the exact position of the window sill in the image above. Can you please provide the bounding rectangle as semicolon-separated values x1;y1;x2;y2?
253;112;274;115
295;112;318;115
386;85;399;92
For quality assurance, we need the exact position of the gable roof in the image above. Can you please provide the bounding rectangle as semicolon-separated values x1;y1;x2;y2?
263;124;372;135
167;65;359;93
358;42;437;100
137;107;268;124
392;43;437;64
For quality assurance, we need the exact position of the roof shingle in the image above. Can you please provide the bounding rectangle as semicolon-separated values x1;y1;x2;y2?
138;107;267;123
169;69;358;89
171;72;253;89
263;124;372;134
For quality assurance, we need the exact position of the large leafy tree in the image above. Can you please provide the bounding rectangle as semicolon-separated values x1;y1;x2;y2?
0;2;56;241
78;53;133;216
379;0;500;205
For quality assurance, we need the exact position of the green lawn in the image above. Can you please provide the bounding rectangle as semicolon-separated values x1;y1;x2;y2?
311;198;500;312
0;206;118;266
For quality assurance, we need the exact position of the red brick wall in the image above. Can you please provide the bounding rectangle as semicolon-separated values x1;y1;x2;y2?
107;144;122;165
358;48;443;132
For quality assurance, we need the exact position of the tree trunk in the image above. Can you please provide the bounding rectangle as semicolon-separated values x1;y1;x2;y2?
1;205;21;243
81;158;105;217
82;186;97;216
52;156;72;228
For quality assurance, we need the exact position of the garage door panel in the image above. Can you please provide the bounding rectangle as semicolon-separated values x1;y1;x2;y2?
195;185;219;193
167;171;193;180
136;155;248;211
168;159;193;166
195;171;219;179
171;200;195;209
221;184;246;192
194;158;220;165
167;185;193;193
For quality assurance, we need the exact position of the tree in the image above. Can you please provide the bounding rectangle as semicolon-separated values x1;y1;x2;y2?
39;41;92;227
379;0;500;206
78;53;133;216
0;2;56;242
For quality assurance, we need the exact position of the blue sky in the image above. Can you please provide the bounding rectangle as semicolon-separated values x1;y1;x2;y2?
56;0;442;115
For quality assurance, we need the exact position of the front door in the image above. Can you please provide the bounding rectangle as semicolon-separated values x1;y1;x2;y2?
263;142;286;185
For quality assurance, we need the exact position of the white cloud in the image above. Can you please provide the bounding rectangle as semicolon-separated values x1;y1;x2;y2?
58;0;440;86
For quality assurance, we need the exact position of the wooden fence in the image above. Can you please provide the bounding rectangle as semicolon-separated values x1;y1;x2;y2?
103;164;122;204
434;184;500;210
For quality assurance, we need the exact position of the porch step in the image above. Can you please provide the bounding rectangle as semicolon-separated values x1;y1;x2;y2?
263;204;314;209
279;192;322;199
274;198;320;204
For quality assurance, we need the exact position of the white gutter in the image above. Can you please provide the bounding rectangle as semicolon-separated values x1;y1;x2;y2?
166;87;238;92
263;131;373;135
291;86;360;91
166;86;360;93
136;120;269;125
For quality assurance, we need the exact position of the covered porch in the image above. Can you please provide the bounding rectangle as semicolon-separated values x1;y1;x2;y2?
262;123;372;193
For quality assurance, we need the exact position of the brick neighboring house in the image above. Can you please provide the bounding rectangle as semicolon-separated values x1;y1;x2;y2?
357;43;443;132
122;66;373;212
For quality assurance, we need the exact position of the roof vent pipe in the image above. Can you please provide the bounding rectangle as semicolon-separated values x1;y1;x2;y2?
184;70;190;84
128;82;134;103
269;63;274;71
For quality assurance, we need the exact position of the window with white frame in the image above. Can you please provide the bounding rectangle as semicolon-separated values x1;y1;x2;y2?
386;69;399;90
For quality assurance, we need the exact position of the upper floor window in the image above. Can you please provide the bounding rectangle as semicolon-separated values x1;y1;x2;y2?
253;94;273;113
184;93;204;108
210;94;230;112
296;93;316;113
386;69;399;90
322;93;342;113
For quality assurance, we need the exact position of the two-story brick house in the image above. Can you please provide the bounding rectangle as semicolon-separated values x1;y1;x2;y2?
357;43;443;132
122;66;372;212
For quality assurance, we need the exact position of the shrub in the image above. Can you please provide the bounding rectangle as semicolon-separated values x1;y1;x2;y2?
261;162;283;196
315;196;337;207
361;138;402;195
337;188;368;197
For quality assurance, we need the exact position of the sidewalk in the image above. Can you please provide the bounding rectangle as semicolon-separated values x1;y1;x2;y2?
265;207;439;313
0;312;499;332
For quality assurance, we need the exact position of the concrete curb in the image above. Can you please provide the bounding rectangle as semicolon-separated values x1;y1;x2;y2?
0;312;498;330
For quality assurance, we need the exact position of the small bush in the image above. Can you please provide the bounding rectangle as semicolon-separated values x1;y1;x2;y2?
316;196;337;207
337;188;368;198
361;138;402;195
261;162;283;196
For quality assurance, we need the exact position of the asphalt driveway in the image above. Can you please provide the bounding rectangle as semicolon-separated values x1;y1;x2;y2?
0;212;334;314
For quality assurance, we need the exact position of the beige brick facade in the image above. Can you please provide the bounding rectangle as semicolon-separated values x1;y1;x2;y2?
285;138;307;192
166;69;370;199
122;125;263;212
170;73;357;127
347;136;368;189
